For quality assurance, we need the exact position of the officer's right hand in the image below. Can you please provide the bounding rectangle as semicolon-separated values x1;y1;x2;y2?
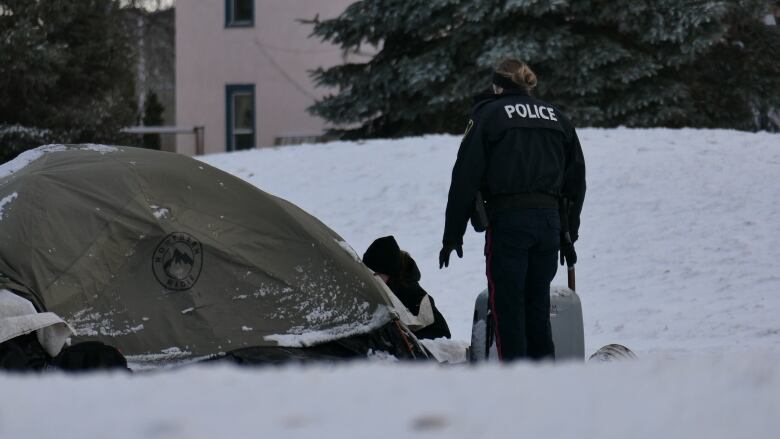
439;244;463;269
560;240;577;267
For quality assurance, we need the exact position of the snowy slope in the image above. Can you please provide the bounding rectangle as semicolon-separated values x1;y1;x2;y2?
203;128;780;357
2;128;780;439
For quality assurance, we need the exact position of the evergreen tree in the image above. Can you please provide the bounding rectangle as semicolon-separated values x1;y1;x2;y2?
0;0;137;163
308;0;780;138
141;91;164;149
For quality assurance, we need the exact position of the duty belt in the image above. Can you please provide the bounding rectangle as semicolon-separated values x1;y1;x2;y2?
487;193;559;211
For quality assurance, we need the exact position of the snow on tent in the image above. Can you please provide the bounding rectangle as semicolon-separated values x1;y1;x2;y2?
0;145;427;367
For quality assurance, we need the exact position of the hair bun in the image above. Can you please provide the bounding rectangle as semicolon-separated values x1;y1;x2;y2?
496;59;537;91
513;66;537;89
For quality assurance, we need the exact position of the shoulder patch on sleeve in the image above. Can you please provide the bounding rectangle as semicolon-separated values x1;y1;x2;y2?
463;119;475;138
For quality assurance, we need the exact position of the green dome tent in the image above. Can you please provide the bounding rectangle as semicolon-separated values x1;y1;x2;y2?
0;145;426;366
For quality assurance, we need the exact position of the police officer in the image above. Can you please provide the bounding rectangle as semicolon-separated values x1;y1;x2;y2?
439;59;586;361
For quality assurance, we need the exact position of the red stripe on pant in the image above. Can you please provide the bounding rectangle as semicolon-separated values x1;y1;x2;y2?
486;227;504;360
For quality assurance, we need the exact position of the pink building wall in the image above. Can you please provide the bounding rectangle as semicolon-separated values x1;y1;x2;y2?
175;0;356;155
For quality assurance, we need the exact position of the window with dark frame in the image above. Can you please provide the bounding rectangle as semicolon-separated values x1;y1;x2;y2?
226;85;255;151
225;0;254;28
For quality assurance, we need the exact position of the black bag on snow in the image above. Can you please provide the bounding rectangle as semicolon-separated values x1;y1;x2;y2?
50;341;130;372
0;333;48;371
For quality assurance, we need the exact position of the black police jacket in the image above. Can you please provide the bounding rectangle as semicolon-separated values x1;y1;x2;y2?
443;90;586;246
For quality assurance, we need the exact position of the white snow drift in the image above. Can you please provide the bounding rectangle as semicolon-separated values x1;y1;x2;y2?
1;128;779;439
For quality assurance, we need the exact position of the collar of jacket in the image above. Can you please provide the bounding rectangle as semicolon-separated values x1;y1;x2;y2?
499;89;530;97
471;88;530;105
469;89;531;116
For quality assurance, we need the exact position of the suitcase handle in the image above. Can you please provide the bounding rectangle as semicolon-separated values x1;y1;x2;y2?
568;265;576;292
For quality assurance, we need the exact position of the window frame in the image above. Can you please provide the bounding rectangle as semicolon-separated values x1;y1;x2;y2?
225;84;256;151
225;0;254;28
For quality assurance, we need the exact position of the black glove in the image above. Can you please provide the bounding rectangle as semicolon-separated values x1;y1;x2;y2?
560;239;577;267
439;244;463;269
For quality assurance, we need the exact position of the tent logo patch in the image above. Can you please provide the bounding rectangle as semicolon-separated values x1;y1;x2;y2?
153;232;203;290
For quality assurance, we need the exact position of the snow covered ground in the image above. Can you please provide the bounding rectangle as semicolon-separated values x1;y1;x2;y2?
2;128;780;438
203;128;780;357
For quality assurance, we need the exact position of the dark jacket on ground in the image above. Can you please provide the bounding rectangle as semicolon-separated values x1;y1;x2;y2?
443;90;586;246
387;253;451;340
0;333;48;371
0;334;130;372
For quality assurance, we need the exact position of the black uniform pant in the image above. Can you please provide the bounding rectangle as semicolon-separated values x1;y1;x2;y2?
486;208;559;361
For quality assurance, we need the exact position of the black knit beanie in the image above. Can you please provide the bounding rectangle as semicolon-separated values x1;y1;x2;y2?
362;235;402;277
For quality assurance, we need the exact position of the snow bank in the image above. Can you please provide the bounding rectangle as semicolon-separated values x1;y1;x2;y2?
2;354;779;439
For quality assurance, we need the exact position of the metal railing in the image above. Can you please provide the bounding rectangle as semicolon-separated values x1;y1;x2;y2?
121;126;205;155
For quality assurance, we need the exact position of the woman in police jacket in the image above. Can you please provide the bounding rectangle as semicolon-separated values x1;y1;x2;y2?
439;59;586;361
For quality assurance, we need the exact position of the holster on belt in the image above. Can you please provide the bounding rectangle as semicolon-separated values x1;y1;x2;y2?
470;191;489;232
